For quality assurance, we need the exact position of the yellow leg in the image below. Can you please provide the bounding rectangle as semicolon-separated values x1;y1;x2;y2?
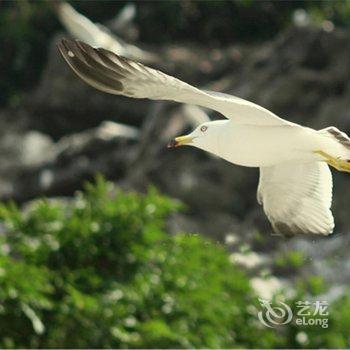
314;150;350;173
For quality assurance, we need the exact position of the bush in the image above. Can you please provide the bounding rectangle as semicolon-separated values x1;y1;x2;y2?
0;177;280;348
270;280;350;349
1;177;350;348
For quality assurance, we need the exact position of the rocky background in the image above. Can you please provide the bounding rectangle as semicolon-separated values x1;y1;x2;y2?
1;1;350;300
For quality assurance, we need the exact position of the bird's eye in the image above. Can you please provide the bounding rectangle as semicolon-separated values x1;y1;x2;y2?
200;126;208;132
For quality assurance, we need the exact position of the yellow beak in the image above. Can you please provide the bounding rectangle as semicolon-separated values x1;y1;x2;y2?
167;135;194;148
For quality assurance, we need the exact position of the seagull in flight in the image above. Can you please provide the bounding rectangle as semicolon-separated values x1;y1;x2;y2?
58;39;350;236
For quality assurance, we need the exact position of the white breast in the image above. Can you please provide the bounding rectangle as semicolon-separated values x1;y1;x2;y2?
216;124;318;167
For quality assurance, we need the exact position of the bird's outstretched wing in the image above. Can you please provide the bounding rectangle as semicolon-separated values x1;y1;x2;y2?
257;161;334;236
58;39;292;126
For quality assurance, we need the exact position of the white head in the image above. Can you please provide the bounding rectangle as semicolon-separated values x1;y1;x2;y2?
167;120;228;157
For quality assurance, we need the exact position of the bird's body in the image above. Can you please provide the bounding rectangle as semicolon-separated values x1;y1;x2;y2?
58;38;350;236
205;123;309;167
213;123;348;167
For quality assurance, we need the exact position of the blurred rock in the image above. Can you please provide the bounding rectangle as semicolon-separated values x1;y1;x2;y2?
0;121;138;201
21;131;54;166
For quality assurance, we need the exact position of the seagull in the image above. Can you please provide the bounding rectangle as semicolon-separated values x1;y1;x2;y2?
58;39;350;236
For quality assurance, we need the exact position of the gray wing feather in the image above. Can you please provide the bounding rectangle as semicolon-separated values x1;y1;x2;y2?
258;161;334;236
58;38;291;126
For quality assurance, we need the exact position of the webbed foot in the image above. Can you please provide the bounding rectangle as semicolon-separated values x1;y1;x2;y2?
314;150;350;173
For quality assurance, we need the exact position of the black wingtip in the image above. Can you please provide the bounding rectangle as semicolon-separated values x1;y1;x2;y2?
56;38;125;94
57;38;84;63
59;37;70;47
57;38;70;55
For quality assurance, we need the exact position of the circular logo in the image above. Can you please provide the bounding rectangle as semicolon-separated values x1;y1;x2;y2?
258;298;293;328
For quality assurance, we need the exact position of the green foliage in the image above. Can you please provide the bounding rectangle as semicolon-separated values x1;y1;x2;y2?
275;250;306;269
1;177;350;348
0;177;277;348
0;1;57;106
271;279;350;349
